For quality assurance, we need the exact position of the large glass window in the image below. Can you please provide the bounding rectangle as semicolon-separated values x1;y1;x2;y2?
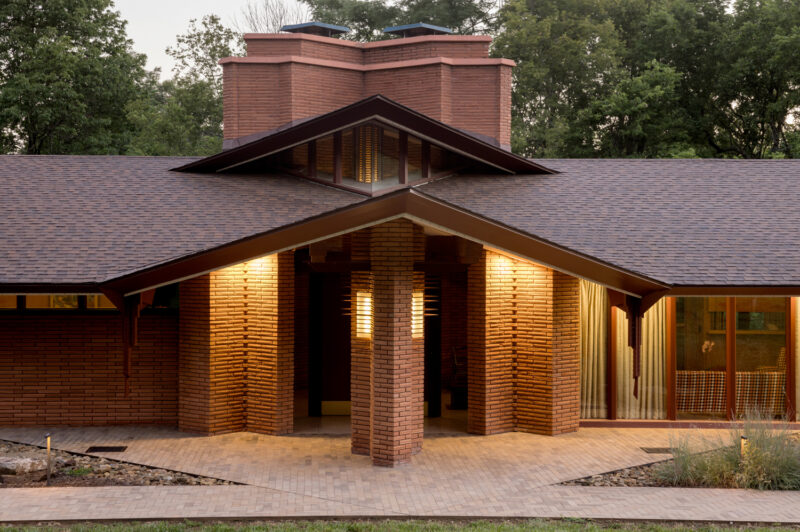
735;297;787;418
675;297;728;419
0;295;17;309
26;295;79;309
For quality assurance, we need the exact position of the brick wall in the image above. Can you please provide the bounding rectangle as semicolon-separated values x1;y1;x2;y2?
467;248;581;436
0;314;177;426
179;252;294;435
223;34;512;148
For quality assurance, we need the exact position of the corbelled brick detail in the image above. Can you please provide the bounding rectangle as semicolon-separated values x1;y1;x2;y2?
0;315;177;426
223;34;513;149
179;252;294;435
467;249;581;436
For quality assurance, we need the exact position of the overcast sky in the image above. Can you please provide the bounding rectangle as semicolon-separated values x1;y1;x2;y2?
115;0;253;77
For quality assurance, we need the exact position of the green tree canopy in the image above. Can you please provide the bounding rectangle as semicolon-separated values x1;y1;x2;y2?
0;0;148;154
126;15;243;156
302;0;499;41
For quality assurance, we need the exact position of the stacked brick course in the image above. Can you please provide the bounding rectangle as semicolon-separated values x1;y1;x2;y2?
349;220;425;465
0;314;177;425
179;252;294;435
467;249;581;436
222;34;513;149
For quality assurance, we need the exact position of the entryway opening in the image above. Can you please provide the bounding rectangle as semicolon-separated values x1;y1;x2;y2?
291;233;472;436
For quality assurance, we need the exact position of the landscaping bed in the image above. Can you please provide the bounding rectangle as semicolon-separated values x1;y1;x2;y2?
0;440;235;488
566;416;800;490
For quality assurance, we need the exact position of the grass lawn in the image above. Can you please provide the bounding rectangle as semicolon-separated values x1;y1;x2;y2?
2;520;799;532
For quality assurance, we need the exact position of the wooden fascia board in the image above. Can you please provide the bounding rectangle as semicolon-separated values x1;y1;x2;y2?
99;189;669;299
665;286;800;297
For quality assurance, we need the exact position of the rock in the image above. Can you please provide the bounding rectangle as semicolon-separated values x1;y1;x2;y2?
0;456;48;475
96;464;111;473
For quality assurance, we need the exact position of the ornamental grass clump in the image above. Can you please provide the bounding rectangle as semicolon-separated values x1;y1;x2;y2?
656;409;800;489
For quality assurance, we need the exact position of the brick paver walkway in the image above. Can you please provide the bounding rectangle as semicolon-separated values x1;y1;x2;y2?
2;425;795;522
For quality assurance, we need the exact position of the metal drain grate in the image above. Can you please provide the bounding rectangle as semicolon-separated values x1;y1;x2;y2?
640;447;672;454
85;446;127;453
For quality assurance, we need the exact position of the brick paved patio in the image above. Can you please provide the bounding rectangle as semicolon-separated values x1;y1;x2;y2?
2;425;775;522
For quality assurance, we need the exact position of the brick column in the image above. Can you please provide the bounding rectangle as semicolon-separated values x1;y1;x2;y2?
178;253;295;435
246;251;295;435
467;250;515;435
355;220;424;466
179;267;246;434
467;249;581;436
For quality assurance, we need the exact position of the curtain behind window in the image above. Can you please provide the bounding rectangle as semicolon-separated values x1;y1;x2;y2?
616;299;667;419
580;280;608;418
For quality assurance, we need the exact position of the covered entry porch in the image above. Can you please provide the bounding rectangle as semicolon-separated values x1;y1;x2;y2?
178;218;582;466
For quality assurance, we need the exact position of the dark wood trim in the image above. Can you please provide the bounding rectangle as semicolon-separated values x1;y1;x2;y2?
607;304;617;420
581;419;800;429
16;295;24;310
333;131;342;184
307;139;317;179
788;298;796;419
668;286;800;296
173;95;552;175
398;130;408;185
98;190;669;297
726;297;736;420
666;297;677;420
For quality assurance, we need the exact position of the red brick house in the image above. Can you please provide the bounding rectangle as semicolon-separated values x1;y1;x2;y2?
2;23;799;466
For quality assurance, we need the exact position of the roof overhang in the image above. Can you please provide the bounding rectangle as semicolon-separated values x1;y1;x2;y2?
173;95;552;175
96;188;669;300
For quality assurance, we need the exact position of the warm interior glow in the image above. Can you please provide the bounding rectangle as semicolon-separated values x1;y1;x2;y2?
412;290;424;339
356;125;381;183
356;291;372;339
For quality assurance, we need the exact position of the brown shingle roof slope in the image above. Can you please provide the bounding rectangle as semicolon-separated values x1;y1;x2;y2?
0;155;365;285
418;158;800;286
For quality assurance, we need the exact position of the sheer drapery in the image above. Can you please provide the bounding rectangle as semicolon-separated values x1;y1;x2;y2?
796;298;800;421
580;280;607;418
616;298;667;419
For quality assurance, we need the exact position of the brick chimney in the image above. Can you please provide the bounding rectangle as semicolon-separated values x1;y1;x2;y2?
220;27;514;150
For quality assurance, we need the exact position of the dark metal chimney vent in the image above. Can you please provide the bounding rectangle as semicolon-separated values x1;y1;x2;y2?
280;21;350;37
382;22;453;38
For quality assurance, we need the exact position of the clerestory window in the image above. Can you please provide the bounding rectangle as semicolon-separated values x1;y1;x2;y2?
261;122;473;195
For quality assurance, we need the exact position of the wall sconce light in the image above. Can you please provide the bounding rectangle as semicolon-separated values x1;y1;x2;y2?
356;290;372;339
412;290;424;339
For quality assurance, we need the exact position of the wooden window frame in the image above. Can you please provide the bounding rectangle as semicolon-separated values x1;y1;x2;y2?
661;296;794;421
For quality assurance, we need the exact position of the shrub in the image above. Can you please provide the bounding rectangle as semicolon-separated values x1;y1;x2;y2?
655;409;800;489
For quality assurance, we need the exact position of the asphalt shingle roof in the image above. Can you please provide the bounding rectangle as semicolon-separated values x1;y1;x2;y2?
0;156;365;284
419;158;800;286
3;155;800;288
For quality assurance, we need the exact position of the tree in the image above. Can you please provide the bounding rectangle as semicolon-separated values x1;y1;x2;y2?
709;0;800;158
127;15;243;156
577;61;694;157
301;0;499;41
492;0;624;156
165;15;242;93
0;0;148;154
232;0;312;34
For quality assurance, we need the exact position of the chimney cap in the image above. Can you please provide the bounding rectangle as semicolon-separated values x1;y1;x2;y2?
280;21;350;37
383;22;453;38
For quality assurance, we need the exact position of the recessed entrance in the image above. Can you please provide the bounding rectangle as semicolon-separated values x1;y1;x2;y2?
291;238;470;437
